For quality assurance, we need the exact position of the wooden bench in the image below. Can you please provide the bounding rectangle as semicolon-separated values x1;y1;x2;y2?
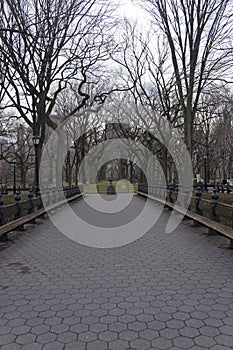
0;193;82;241
137;191;233;248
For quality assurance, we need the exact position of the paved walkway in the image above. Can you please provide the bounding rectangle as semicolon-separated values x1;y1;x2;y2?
0;194;233;350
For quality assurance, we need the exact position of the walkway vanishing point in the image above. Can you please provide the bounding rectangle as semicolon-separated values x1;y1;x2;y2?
0;193;233;350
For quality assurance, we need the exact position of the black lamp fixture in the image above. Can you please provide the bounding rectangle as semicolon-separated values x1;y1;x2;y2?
203;154;208;192
13;157;16;194
32;135;40;196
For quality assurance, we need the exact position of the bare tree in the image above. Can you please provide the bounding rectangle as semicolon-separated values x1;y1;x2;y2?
209;92;233;181
140;0;233;154
0;0;115;180
112;21;183;182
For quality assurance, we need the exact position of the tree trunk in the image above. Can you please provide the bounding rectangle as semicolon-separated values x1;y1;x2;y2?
56;129;65;188
162;145;168;184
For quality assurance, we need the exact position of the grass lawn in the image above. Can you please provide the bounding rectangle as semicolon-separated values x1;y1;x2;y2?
84;181;138;193
201;192;233;206
1;193;30;206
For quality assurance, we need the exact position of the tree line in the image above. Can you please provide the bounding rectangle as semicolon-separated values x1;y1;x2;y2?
0;0;232;188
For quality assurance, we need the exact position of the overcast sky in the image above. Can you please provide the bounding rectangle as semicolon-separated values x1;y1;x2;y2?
117;0;150;24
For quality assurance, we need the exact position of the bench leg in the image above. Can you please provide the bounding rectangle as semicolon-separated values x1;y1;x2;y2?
230;240;233;249
14;225;25;232
208;228;217;236
182;215;192;221
193;220;202;227
0;233;8;242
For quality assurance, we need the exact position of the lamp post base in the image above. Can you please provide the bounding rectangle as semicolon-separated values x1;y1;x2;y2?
35;187;40;197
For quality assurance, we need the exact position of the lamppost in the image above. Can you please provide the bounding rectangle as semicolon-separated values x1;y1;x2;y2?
13;158;16;194
32;135;40;197
203;154;208;192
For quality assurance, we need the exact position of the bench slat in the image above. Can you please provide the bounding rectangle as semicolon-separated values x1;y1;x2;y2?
137;191;233;241
0;193;82;237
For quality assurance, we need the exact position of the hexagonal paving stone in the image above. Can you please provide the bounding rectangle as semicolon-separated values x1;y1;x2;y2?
214;334;233;347
144;306;160;315
44;316;62;326
209;311;226;319
82;316;99;325
56;310;73;318
64;340;85;350
36;332;57;344
128;321;147;331
86;339;108;350
136;313;154;322
118;302;133;309
31;324;50;335
0;344;22;350
173;312;190;321
39;311;56;319
21;311;39;320
43;341;65;350
84;303;100;311
179;326;200;338
148;320;166;331
199;326;220;337
140;329;159;340
89;305;107;315
194;335;217;347
63;316;80;325
190;311;209;320
21;344;42;350
210;346;233;350
7;319;26;327
78;331;97;342
152;337;173;349
119;330;138;341
109;322;127;333
118;314;136;323
89;323;108;333
16;333;36;345
130;338;151;350
99;331;118;341
127;307;143;316
100;315;118;325
185;318;205;328
109;308;125;316
219;325;233;336
0;326;12;335
70;323;88;333
4;312;22;320
50;323;69;334
68;304;84;312
0;334;17;346
154;312;172;322
173;336;195;349
134;301;150;309
101;303;117;310
25;318;44;327
33;304;50;312
222;317;233;326
57;331;77;343
109;339;129;350
160;328;179;340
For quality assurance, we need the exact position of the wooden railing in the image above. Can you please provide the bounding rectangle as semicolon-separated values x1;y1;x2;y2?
137;183;233;248
0;185;83;241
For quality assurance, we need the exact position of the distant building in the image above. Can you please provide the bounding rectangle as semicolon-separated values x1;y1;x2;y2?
0;121;11;148
104;122;130;181
105;122;129;139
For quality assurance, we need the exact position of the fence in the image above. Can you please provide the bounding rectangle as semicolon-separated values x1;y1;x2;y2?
138;184;233;228
0;185;83;227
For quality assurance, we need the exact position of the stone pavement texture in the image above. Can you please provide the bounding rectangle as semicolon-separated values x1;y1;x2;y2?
0;194;233;350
